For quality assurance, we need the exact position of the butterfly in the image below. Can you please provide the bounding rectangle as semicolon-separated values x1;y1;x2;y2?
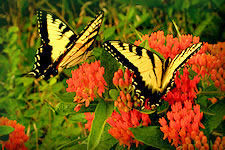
28;10;104;80
103;41;203;109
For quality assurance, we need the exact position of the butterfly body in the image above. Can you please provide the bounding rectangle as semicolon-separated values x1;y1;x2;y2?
103;41;203;109
28;10;104;80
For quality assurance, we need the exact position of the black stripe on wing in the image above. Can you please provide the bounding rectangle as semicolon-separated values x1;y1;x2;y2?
103;41;163;108
36;10;49;44
56;10;104;68
36;10;77;45
28;44;56;79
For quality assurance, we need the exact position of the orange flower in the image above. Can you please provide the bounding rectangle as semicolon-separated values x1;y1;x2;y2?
107;110;151;149
212;136;225;150
0;117;29;150
159;100;205;147
112;68;134;112
189;42;225;91
66;61;107;112
163;67;200;105
134;31;205;60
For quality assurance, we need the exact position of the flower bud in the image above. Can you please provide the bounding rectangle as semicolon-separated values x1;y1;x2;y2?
120;91;126;102
113;77;119;86
119;78;125;87
126;93;131;101
117;69;123;78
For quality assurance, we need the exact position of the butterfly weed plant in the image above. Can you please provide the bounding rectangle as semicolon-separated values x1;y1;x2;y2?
0;0;225;149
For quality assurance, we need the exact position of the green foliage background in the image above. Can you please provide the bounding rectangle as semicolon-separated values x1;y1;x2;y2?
0;0;225;149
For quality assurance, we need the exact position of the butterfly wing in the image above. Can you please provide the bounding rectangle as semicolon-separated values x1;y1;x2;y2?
103;41;165;106
29;10;77;79
37;10;78;64
58;10;104;69
103;41;203;109
161;42;203;94
29;10;104;79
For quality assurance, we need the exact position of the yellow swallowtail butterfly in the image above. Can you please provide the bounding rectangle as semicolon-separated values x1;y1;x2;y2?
28;10;104;80
103;41;202;109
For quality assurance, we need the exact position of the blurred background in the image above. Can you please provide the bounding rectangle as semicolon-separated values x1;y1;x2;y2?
0;0;224;149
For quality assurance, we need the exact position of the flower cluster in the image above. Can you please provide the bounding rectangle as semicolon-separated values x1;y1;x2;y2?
134;31;206;60
159;100;205;147
66;61;107;112
72;31;224;149
107;110;151;149
163;67;200;105
213;136;225;150
113;68;134;112
176;131;209;150
113;68;133;88
189;42;225;91
0;117;29;150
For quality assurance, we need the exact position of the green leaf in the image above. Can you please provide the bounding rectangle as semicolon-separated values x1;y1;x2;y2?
49;77;57;86
109;89;119;100
131;126;175;150
68;113;86;123
87;100;114;150
203;100;225;136
55;102;97;115
0;126;14;136
104;26;116;40
52;82;64;93
55;92;75;103
8;26;19;33
16;77;34;87
100;49;119;89
138;109;156;114
95;124;118;150
55;102;77;115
